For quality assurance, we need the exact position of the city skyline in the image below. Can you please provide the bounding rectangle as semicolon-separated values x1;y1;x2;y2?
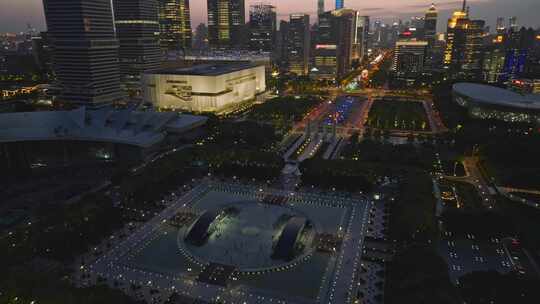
2;0;540;303
2;0;540;34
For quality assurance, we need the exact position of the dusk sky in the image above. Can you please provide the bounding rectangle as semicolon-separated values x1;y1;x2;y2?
1;0;539;33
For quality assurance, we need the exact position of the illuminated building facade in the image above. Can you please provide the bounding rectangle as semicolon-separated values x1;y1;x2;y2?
287;14;311;76
453;83;540;124
355;15;370;60
114;0;162;92
392;40;428;78
158;0;192;51
143;63;266;113
444;2;485;80
207;0;246;49
483;46;506;83
463;19;485;80
502;49;528;82
312;9;356;79
444;10;469;75
248;3;277;52
509;79;540;94
424;4;438;68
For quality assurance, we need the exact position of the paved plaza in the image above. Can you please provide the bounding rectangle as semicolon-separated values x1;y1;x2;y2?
83;181;371;304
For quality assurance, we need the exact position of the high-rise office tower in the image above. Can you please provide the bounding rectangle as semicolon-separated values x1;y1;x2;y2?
509;16;518;31
336;0;344;10
392;39;428;78
313;11;336;79
334;9;357;78
318;0;325;17
313;9;356;79
355;16;370;60
444;4;469;76
31;31;52;78
496;17;506;34
483;45;506;83
277;20;290;70
424;4;438;68
158;0;192;51
287;14;310;75
410;16;426;40
208;0;246;48
501;27;536;82
114;0;161;92
463;19;485;79
444;1;485;80
424;4;437;46
42;0;124;105
249;3;277;52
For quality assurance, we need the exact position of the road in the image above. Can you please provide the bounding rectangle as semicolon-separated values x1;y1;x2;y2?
498;187;540;209
445;156;494;208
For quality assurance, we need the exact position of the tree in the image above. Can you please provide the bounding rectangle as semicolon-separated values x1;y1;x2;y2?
386;246;459;304
460;271;540;304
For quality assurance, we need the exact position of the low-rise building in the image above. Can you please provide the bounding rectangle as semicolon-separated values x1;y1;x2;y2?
453;82;540;124
0;107;207;169
509;79;540;95
143;63;266;113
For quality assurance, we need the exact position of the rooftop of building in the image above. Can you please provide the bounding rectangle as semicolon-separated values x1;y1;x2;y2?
152;62;262;76
453;83;540;110
0;107;207;148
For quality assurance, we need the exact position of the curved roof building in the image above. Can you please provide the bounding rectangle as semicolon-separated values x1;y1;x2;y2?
0;107;207;148
0;107;207;169
273;216;307;260
452;83;540;124
185;210;221;246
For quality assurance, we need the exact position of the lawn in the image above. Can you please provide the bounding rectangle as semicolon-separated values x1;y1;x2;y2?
366;100;430;131
248;96;321;133
452;182;484;211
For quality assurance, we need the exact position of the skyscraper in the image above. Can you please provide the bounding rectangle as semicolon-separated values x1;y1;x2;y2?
249;3;277;52
463;19;485;79
277;20;290;71
208;0;246;48
313;9;357;79
509;16;518;31
496;17;506;34
444;9;469;75
444;1;485;80
42;0;124;105
424;4;438;68
31;31;52;79
334;9;357;78
410;16;426;40
483;46;506;83
393;39;428;78
288;14;310;76
114;0;161;92
336;0;344;10
318;0;325;17
355;16;370;60
158;0;192;51
424;4;437;45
